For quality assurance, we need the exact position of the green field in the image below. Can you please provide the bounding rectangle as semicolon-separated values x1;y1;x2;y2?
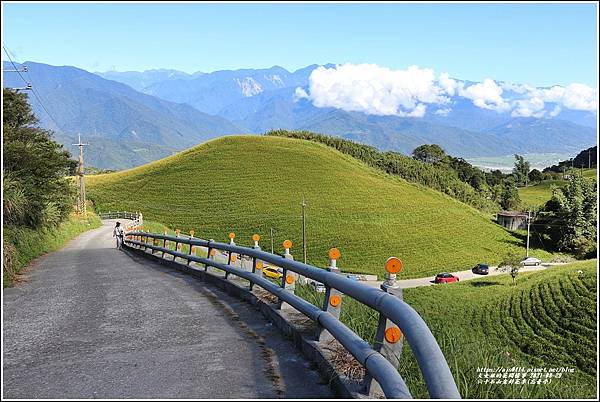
582;168;597;179
518;168;597;209
87;135;554;279
518;180;567;209
297;260;597;398
401;259;597;398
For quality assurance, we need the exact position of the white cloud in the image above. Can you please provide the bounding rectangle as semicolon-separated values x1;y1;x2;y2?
297;63;453;117
297;63;598;119
458;79;511;112
509;83;598;117
560;83;597;111
500;82;535;94
438;73;459;96
549;105;561;117
511;97;546;118
294;87;308;101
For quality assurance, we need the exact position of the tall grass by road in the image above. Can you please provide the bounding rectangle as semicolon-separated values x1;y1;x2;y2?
3;212;101;287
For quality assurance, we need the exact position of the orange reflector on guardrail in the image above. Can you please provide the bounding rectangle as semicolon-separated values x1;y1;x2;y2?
385;327;402;343
252;234;260;242
385;257;403;274
228;232;235;239
256;261;263;269
329;247;341;259
231;254;237;263
329;295;341;307
286;275;294;284
283;239;292;249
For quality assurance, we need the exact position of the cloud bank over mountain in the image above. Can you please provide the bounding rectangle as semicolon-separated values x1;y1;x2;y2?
297;63;598;119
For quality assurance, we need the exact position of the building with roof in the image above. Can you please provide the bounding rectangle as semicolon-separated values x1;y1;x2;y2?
496;211;528;230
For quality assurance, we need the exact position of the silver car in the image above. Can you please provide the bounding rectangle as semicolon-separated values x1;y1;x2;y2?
521;257;542;266
309;280;326;293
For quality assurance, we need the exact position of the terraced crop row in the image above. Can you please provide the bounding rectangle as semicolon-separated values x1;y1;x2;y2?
493;271;596;376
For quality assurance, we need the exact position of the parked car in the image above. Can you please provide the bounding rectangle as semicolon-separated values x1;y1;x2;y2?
434;272;459;284
309;280;326;293
521;257;542;266
263;267;283;280
472;263;489;275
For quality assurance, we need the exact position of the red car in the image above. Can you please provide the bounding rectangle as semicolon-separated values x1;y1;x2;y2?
434;272;459;284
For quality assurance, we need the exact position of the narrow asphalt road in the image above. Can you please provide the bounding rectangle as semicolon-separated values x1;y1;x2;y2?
362;262;558;289
3;220;332;399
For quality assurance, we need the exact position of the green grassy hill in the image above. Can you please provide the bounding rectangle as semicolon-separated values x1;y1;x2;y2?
518;180;567;209
398;259;597;398
519;168;597;209
582;167;597;179
87;135;553;279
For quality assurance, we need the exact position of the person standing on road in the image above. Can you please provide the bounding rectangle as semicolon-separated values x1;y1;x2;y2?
113;222;125;250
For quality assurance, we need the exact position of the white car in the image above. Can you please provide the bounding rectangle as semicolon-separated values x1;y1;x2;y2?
309;280;326;293
521;257;542;266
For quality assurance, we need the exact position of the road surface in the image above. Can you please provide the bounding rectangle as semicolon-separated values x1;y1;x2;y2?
3;220;332;399
362;263;556;289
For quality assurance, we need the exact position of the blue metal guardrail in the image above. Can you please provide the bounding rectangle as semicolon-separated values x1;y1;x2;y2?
123;230;461;399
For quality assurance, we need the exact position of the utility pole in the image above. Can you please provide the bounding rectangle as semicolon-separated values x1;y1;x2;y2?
72;134;89;214
526;211;531;258
3;65;32;92
301;198;307;264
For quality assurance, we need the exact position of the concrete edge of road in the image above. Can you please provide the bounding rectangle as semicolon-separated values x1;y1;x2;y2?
123;246;366;399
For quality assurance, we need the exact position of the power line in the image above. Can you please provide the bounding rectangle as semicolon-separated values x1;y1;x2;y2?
2;45;28;85
3;44;62;130
24;69;63;130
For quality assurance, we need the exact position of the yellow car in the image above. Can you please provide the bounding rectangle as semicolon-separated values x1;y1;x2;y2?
262;266;283;280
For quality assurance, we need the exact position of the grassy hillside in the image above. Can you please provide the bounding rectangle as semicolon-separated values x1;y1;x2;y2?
519;169;597;209
582;168;597;179
401;259;597;398
296;260;596;398
267;130;498;212
518;180;567;209
87;135;553;279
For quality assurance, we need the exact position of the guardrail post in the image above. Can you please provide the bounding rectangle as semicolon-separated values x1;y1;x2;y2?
364;257;405;397
162;231;168;259
187;230;195;265
318;248;343;343
249;234;261;291
205;239;215;271
225;232;235;279
277;240;297;310
175;229;181;262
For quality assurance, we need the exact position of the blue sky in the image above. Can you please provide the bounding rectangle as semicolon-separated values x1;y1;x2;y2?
2;2;598;87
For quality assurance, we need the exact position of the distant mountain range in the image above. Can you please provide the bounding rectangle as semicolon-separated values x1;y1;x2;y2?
3;61;597;170
4;62;241;168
